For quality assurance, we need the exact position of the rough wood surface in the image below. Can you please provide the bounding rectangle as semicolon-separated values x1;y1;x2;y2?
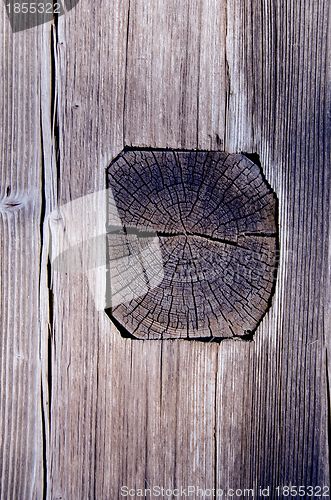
0;23;44;498
107;150;278;340
0;0;330;498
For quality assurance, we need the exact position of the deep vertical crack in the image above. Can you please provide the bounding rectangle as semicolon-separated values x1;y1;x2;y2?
51;5;61;188
39;100;49;500
39;4;61;498
123;0;131;144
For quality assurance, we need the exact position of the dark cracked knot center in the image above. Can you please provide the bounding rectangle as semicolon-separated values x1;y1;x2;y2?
106;149;278;341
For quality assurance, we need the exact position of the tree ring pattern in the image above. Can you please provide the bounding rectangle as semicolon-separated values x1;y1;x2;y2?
106;149;278;341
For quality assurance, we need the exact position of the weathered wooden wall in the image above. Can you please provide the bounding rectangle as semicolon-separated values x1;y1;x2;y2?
0;0;330;498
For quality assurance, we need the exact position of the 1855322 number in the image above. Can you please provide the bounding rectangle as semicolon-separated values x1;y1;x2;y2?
6;2;62;14
275;485;330;497
4;0;79;32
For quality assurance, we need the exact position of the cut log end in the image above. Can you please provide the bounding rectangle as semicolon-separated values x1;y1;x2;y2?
106;149;278;340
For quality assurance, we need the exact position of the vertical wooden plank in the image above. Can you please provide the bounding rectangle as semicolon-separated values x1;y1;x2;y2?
45;1;129;498
46;0;330;498
0;14;44;499
214;0;330;493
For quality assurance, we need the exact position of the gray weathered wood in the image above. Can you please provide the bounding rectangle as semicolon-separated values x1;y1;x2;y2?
1;0;329;498
0;22;45;499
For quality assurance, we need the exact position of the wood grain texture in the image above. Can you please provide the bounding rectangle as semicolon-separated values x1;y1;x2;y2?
0;19;45;499
1;0;330;498
106;150;278;340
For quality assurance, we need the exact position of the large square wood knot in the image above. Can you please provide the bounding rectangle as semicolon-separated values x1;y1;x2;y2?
106;149;278;341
